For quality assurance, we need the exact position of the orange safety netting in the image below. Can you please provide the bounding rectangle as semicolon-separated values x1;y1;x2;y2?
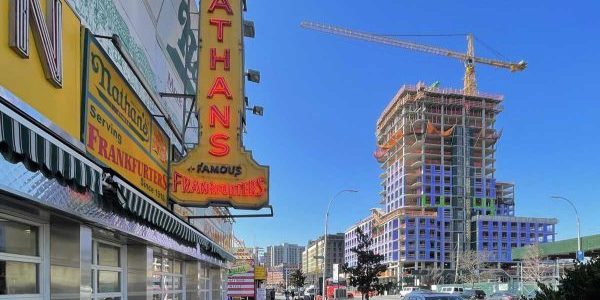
373;148;388;162
426;121;455;137
379;130;405;150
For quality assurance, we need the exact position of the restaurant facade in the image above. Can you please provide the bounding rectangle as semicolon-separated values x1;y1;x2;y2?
0;0;266;299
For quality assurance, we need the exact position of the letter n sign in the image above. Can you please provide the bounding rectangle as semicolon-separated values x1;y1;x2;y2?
9;0;63;87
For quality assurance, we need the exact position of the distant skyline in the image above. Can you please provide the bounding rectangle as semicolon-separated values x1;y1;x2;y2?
235;0;600;247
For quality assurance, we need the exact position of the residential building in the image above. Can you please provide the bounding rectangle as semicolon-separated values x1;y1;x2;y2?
265;243;304;269
344;212;374;267
252;246;266;265
266;263;295;288
302;234;345;286
345;83;557;285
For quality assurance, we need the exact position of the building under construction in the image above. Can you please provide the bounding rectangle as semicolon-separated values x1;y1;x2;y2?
344;82;557;284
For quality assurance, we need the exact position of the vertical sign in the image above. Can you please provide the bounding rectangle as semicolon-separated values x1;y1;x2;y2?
228;248;256;297
332;264;339;283
170;0;269;209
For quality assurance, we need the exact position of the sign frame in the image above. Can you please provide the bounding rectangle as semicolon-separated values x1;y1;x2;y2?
169;0;269;210
81;29;171;206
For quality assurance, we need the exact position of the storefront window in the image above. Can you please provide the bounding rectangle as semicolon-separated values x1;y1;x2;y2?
0;219;38;256
153;255;184;300
0;216;43;298
92;240;124;300
199;266;210;300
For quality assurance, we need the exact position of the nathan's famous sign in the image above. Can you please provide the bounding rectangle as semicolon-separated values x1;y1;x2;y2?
170;0;269;209
82;31;170;205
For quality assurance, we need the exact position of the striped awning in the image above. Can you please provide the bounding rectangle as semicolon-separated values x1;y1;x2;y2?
114;177;234;262
0;104;103;194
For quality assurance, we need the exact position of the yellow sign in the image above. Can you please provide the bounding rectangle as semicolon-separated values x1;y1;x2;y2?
0;0;82;137
254;266;266;280
170;0;269;209
233;247;254;260
229;259;254;276
189;208;234;251
82;31;169;205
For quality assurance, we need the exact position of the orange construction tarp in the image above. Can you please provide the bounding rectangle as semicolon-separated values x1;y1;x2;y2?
427;121;455;137
379;130;404;150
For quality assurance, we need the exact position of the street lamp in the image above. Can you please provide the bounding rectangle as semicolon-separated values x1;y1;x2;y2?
323;189;358;300
551;196;582;261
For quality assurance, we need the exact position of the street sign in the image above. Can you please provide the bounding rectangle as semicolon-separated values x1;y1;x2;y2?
332;264;339;282
577;250;584;262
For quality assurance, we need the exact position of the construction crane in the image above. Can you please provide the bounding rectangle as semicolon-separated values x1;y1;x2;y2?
300;21;527;95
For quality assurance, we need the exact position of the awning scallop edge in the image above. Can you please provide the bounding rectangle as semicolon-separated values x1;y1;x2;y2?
0;102;102;194
113;177;234;262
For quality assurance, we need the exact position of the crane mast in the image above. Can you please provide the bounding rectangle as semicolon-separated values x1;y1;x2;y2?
300;21;527;95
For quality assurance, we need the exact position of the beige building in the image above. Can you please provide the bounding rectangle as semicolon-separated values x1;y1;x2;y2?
301;234;345;286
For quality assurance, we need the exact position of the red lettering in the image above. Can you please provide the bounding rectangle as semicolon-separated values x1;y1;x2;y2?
172;174;266;198
256;177;266;195
125;153;132;171
209;134;230;157
207;76;233;99
98;136;108;158
209;105;230;128
87;124;99;150
209;19;231;42
208;0;233;15
143;164;149;181
108;145;116;163
210;48;230;70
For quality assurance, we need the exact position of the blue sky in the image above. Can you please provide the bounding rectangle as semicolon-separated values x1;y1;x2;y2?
234;0;600;248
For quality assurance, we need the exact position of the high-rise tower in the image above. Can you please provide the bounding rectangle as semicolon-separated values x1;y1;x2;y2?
345;83;557;284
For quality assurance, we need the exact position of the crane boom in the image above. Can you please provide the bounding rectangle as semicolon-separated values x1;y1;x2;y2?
300;21;527;95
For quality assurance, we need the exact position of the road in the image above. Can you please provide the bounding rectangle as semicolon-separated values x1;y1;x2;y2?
275;295;404;300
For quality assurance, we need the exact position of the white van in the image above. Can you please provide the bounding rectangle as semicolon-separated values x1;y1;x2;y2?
400;286;421;296
439;286;463;294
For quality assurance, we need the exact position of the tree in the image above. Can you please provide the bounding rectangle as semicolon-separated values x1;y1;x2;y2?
421;268;445;286
530;257;600;300
289;269;306;289
456;249;488;286
341;227;389;300
522;244;552;284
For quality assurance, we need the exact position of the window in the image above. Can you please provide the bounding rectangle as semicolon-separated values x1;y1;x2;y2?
153;255;184;300
0;215;48;299
92;240;125;300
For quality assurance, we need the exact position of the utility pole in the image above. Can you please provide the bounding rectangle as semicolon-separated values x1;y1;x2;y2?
323;189;357;300
454;233;461;283
551;196;583;262
285;265;288;291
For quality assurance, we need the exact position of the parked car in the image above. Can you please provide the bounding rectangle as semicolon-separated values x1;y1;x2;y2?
400;286;422;297
405;291;462;300
439;286;464;294
486;291;519;300
459;289;485;299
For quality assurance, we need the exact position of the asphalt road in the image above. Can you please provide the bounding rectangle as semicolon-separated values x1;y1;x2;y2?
274;295;404;300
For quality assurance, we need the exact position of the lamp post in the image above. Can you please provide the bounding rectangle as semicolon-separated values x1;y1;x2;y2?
551;196;582;261
323;189;358;300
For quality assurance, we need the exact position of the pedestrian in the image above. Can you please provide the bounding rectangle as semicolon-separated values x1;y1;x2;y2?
285;290;289;300
291;290;295;300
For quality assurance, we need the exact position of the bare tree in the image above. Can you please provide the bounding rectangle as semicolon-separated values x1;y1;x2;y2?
456;250;489;285
522;244;552;283
422;268;446;286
